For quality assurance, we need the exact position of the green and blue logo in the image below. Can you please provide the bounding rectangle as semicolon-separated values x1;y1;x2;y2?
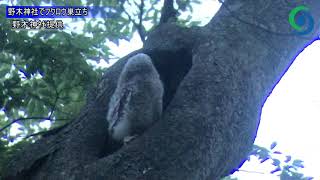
288;5;314;35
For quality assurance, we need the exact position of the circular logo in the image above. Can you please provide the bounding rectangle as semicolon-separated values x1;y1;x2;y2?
288;5;314;35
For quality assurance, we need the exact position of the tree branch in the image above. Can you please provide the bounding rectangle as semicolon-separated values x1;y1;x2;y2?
24;129;52;139
237;169;265;174
120;0;146;43
0;116;69;134
48;85;60;119
217;0;312;39
137;0;146;42
159;0;178;24
0;117;50;133
24;122;69;139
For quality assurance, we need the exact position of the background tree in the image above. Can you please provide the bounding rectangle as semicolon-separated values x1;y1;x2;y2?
1;0;319;179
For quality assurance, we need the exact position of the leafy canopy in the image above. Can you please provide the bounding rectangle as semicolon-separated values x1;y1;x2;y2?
0;0;200;175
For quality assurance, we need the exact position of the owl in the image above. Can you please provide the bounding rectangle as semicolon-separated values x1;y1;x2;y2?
107;53;164;143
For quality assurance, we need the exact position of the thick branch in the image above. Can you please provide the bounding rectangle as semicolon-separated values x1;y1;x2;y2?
159;0;178;24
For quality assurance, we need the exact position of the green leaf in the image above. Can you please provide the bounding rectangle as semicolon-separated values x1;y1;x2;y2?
284;155;292;163
272;159;281;166
270;141;277;150
271;167;281;174
292;159;304;168
273;151;282;154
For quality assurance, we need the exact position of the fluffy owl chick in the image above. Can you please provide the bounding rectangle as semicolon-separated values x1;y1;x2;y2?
107;53;164;143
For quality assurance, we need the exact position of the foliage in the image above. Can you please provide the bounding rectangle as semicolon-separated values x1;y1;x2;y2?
1;3;102;140
222;142;312;180
247;142;313;180
0;0;201;176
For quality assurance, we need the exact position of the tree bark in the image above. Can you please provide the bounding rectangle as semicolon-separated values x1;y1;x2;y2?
4;0;320;179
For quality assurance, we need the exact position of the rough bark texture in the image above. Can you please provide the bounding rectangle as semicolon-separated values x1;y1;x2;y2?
4;0;320;179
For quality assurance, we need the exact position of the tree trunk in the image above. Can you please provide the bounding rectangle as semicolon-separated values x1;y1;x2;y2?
4;0;320;179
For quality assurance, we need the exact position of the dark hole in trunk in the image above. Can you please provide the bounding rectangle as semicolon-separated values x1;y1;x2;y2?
145;49;193;110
